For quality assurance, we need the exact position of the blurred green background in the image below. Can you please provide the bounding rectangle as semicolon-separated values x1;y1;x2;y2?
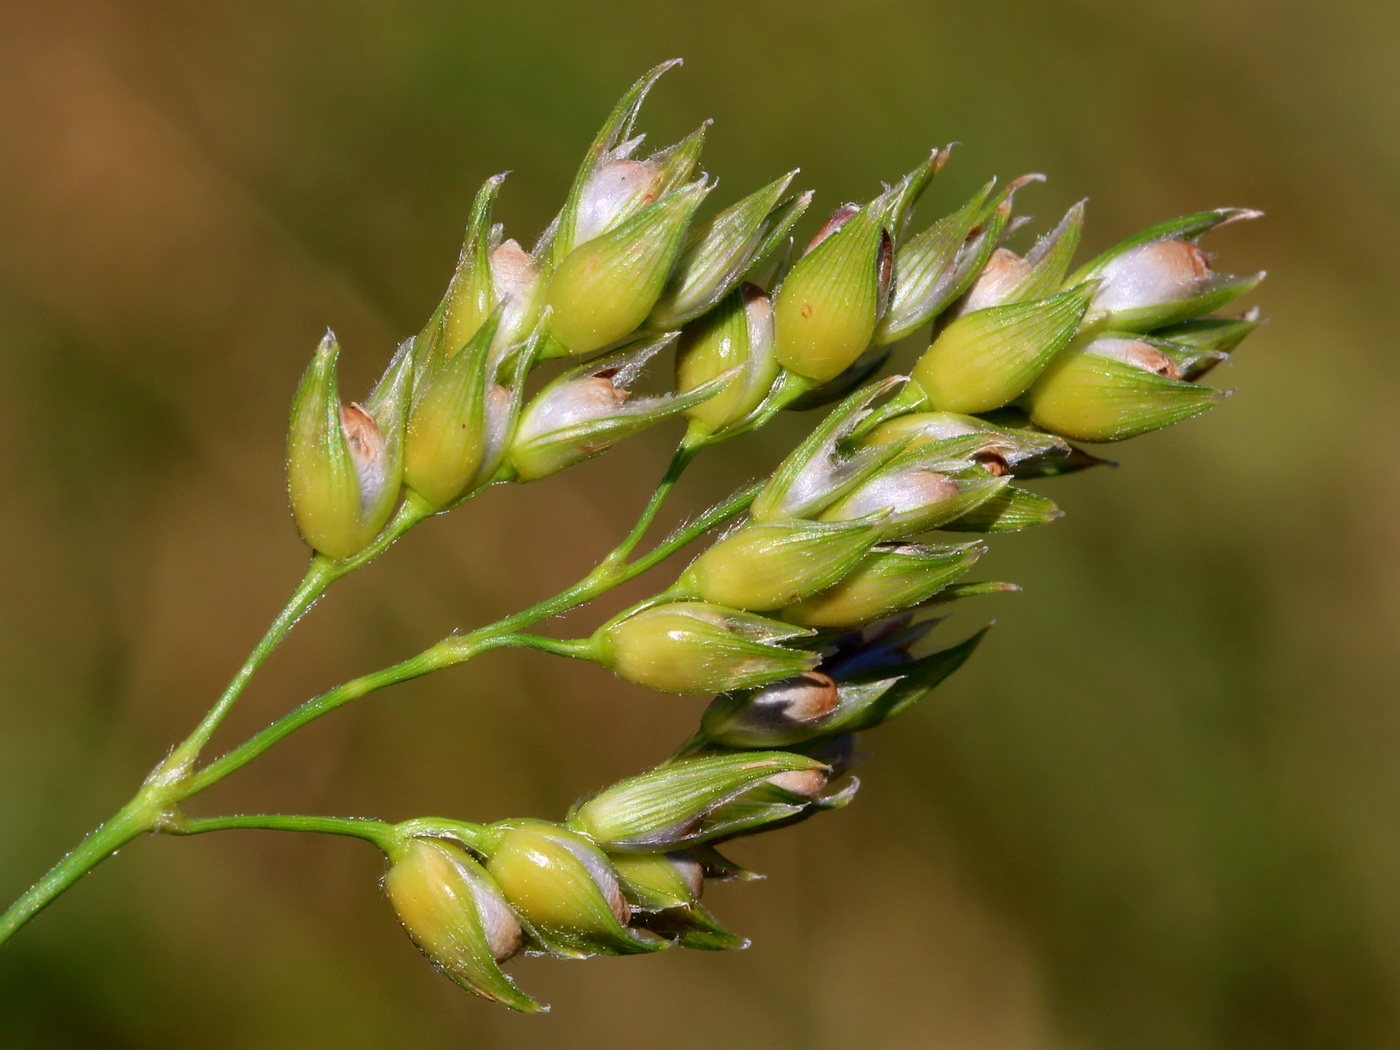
1;1;1397;1047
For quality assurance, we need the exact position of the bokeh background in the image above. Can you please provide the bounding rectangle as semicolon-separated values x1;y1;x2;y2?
1;1;1397;1047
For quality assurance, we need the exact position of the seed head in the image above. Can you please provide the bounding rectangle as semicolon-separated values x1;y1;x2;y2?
596;602;817;695
571;751;829;849
384;838;541;1012
679;517;883;610
783;541;985;628
1025;333;1226;442
287;333;410;560
675;284;781;435
509;336;727;481
485;821;666;958
545;181;710;355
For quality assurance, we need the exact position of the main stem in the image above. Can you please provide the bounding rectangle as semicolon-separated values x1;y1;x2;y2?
0;800;153;944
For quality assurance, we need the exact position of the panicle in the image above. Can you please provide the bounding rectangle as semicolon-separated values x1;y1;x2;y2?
311;61;1268;1014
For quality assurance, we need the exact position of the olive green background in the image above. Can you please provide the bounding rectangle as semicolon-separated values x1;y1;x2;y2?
1;1;1396;1047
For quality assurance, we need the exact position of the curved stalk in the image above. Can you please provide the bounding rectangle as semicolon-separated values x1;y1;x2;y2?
183;633;587;795
599;429;705;567
163;558;337;775
185;472;763;796
0;800;155;945
168;813;398;850
164;491;437;775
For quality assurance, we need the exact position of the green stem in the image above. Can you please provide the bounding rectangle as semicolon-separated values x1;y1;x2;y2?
487;476;762;638
620;479;762;580
604;431;704;565
183;633;587;796
164;492;436;775
186;635;485;796
394;817;498;854
184;467;762;797
168;813;397;849
163;558;336;774
0;799;155;945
